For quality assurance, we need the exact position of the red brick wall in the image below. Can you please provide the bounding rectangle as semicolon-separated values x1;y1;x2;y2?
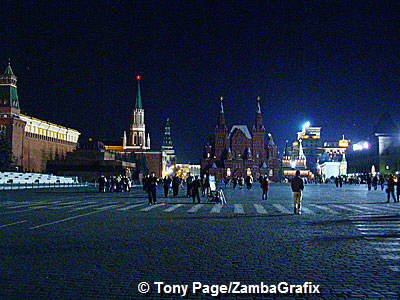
22;133;77;172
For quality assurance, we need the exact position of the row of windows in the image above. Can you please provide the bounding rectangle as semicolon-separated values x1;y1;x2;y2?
25;132;76;145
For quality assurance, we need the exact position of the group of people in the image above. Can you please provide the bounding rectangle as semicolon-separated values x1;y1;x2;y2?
226;175;254;190
384;174;400;203
98;175;132;193
366;174;390;191
142;173;212;205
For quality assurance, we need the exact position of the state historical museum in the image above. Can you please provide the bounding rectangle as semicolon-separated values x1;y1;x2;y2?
201;97;279;181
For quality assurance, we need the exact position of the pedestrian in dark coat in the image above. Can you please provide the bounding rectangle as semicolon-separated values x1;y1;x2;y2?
291;170;304;215
172;175;180;197
191;176;201;203
186;173;193;198
366;174;372;191
386;175;396;203
261;176;269;200
147;173;158;205
372;176;378;190
163;176;172;197
396;176;400;202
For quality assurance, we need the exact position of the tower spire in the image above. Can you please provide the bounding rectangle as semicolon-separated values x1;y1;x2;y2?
135;75;142;109
0;61;19;114
220;96;224;113
256;96;261;113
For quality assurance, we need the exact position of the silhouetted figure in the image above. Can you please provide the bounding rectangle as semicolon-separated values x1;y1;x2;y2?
186;172;193;198
366;174;372;191
147;173;158;205
379;175;385;191
261;176;269;200
172;175;180;197
386;175;396;203
163;176;172;197
191;176;201;203
291;170;304;215
372;176;378;190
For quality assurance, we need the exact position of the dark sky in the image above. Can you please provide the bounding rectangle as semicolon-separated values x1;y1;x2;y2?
1;1;399;162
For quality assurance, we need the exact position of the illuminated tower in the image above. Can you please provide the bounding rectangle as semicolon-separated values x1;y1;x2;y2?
128;75;150;149
161;118;176;167
297;139;307;169
214;96;227;159
252;96;265;159
0;60;20;116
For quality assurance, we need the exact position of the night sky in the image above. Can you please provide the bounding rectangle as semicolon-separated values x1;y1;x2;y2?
1;1;399;162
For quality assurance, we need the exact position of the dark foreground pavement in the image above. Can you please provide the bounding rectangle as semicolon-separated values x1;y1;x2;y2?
0;184;399;299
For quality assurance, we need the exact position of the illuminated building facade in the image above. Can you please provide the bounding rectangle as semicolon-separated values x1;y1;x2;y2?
105;76;163;177
161;118;176;176
201;97;279;180
347;113;400;174
0;62;80;172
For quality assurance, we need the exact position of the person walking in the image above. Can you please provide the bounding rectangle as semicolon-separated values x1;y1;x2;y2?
379;175;385;191
163;176;171;198
396;175;400;203
172;175;180;197
366;174;372;191
372;175;378;190
261;175;269;200
148;173;158;205
232;177;237;189
291;170;304;215
186;172;193;198
191;176;201;204
386;175;396;203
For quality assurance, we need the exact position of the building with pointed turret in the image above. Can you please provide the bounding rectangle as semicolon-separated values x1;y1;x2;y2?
105;76;163;178
161;118;176;174
0;62;80;172
201;97;280;180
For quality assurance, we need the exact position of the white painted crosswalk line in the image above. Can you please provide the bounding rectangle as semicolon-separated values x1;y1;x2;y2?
164;204;183;212
95;204;121;211
369;242;400;246
211;204;223;213
332;204;363;213
140;203;165;212
389;266;400;272
233;204;244;214
301;206;315;214
0;220;27;228
310;205;339;214
71;203;109;211
253;204;267;214
272;204;291;214
372;248;400;252
348;204;392;214
187;204;204;213
117;203;145;211
380;255;400;260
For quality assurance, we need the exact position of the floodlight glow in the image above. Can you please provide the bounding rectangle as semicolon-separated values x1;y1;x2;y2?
302;121;311;132
353;141;370;151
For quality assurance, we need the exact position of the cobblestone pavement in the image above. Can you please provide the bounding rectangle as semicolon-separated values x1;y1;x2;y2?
0;183;399;299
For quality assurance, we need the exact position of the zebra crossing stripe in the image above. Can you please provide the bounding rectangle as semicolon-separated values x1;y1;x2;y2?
380;255;400;260
310;205;339;214
95;204;121;211
71;203;109;211
332;204;363;213
164;204;183;212
211;204;223;213
272;204;291;214
253;204;267;214
234;204;244;214
187;204;204;213
140;203;165;212
373;248;400;252
347;204;386;212
117;203;145;211
389;266;400;272
301;206;315;214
